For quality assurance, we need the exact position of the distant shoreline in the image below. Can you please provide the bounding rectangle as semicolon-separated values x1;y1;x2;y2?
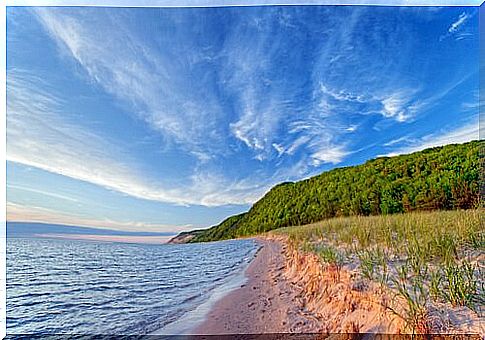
6;221;177;244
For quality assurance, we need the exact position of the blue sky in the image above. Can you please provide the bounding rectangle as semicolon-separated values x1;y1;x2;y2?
6;6;480;233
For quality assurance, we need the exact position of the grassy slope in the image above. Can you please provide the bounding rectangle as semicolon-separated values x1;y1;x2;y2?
185;140;481;243
271;209;483;332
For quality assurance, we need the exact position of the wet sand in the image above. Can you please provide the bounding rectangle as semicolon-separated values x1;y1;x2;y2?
193;239;323;335
189;238;483;336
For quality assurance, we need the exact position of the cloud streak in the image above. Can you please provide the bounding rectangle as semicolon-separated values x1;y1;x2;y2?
6;6;479;231
34;7;228;160
32;7;354;196
7;184;81;203
385;121;479;157
448;12;470;33
7;71;268;206
440;11;474;41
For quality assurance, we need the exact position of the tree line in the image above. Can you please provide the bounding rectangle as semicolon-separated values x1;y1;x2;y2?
184;140;482;243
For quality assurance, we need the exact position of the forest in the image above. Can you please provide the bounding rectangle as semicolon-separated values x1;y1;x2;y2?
177;141;482;243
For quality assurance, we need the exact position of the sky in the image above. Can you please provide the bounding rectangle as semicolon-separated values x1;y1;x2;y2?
6;5;480;233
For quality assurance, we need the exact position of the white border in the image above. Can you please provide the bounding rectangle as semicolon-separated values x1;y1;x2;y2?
5;0;485;7
1;1;6;338
1;1;483;338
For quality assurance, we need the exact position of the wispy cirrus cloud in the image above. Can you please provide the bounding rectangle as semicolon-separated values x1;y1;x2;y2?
448;12;470;33
33;7;355;181
380;91;419;122
221;9;363;165
440;11;475;41
7;184;81;203
7;71;269;206
384;120;479;157
33;7;228;160
33;6;468;173
6;6;479;232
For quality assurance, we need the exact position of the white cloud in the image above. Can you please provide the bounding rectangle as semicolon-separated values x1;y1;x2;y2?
10;7;477;215
7;184;80;203
272;143;285;156
33;8;227;157
230;105;268;152
320;84;367;103
7;71;266;207
320;82;419;124
448;12;470;33
33;6;454;180
33;7;349;187
385;121;479;157
383;136;410;147
286;135;311;155
380;92;417;122
12;8;348;210
310;145;349;166
218;13;353;168
224;36;288;157
288;118;349;166
440;12;474;41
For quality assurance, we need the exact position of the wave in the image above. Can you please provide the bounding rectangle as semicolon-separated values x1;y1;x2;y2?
7;237;258;335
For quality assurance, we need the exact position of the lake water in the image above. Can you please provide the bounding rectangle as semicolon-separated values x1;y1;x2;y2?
7;237;259;335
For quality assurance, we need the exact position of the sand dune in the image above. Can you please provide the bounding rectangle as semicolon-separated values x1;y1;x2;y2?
195;238;483;336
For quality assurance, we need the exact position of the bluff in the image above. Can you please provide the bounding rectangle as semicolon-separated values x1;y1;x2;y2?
169;141;482;243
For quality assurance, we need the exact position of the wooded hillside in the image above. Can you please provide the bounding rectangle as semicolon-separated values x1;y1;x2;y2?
178;141;482;243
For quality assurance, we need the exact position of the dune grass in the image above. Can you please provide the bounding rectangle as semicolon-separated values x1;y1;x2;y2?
270;209;483;332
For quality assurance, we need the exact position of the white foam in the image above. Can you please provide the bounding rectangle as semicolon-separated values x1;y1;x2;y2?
150;243;261;335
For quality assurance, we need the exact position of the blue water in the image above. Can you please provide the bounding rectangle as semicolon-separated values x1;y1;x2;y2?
7;237;259;335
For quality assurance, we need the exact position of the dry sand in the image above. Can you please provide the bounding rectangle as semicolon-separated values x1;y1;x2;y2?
193;239;324;334
193;238;483;337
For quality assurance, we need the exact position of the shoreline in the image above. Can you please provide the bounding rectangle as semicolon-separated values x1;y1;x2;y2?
157;235;482;336
192;239;323;334
151;239;263;335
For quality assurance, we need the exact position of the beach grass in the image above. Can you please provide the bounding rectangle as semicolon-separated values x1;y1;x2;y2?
270;209;483;332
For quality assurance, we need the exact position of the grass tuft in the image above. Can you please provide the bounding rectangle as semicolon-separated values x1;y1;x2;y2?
271;209;482;333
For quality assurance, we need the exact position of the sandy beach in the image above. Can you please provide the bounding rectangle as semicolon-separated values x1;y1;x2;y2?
193;239;323;334
192;237;483;337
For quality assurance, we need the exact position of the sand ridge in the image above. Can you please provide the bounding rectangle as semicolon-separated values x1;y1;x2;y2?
194;238;483;336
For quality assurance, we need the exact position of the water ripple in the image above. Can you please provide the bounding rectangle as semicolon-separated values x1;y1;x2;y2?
7;237;258;335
